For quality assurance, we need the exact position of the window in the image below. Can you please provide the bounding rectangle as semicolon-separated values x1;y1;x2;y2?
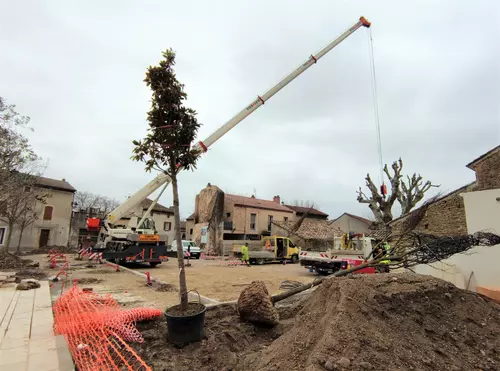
267;215;273;232
284;217;288;222
0;227;5;245
424;224;429;229
250;213;256;231
164;222;172;231
226;212;231;218
43;206;53;221
289;240;296;248
189;229;193;235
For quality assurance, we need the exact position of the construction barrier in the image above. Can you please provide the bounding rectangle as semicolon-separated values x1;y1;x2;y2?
53;284;161;370
220;257;247;267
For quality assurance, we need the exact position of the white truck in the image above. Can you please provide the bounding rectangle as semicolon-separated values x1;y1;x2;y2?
88;16;371;266
299;235;375;275
170;240;201;259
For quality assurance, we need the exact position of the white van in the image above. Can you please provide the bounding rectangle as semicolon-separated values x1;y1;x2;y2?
170;240;201;259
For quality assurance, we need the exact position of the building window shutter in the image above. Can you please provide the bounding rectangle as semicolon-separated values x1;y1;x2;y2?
43;206;53;221
164;222;171;231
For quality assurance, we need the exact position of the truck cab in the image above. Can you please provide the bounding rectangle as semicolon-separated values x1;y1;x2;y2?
261;236;300;262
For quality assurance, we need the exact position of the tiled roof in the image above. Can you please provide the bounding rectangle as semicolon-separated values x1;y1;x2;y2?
225;194;294;213
466;145;500;169
36;176;76;192
272;219;343;240
284;205;329;217
140;198;173;214
331;212;372;225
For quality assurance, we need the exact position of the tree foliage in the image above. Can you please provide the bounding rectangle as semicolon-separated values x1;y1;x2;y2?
357;158;439;228
132;49;201;312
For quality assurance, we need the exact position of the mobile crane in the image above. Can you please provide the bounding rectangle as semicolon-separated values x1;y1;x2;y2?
90;16;371;266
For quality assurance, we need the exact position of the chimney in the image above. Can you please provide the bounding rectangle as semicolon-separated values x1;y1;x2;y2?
273;195;280;204
62;178;66;182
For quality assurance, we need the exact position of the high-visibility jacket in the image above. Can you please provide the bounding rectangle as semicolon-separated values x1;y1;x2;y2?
380;242;390;264
240;245;249;261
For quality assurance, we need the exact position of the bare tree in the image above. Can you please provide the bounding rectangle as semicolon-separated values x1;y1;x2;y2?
357;158;438;228
398;174;440;214
0;97;35;195
74;191;120;216
0;174;48;252
291;200;318;208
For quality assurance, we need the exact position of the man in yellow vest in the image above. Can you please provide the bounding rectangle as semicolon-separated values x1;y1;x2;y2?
375;241;390;273
240;242;250;267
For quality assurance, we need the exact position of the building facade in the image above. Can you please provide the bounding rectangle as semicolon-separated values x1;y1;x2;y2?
330;212;372;234
0;177;76;251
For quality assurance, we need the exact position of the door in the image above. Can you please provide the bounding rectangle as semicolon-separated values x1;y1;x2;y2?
39;229;50;248
276;238;286;258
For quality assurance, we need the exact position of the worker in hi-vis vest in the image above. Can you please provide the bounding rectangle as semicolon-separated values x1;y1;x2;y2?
375;241;390;273
240;243;251;267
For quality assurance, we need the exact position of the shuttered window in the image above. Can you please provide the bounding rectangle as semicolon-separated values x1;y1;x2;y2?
43;206;53;221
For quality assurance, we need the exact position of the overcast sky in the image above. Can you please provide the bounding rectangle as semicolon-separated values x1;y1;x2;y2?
1;0;498;220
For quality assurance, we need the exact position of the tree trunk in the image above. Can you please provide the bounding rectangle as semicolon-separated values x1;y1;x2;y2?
16;227;24;254
171;173;188;311
5;223;14;253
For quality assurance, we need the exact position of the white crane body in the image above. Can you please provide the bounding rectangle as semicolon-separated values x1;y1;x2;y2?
93;17;371;263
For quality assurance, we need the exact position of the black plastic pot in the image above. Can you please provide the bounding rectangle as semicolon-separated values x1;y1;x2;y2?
165;302;206;347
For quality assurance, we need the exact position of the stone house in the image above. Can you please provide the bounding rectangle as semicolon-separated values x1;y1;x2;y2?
0;176;76;250
221;194;294;240
389;145;500;237
330;212;372;234
185;214;195;240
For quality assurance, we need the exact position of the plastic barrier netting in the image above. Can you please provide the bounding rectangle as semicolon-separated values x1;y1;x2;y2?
53;285;162;370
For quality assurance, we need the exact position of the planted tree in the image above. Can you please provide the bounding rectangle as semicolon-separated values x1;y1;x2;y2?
356;158;439;228
132;49;201;312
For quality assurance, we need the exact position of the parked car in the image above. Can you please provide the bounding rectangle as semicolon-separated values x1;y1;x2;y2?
170;240;201;259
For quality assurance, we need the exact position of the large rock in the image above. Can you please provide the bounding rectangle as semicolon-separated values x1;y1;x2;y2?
196;184;224;224
237;281;279;327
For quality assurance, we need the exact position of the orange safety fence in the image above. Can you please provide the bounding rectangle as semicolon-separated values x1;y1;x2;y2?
53;284;162;370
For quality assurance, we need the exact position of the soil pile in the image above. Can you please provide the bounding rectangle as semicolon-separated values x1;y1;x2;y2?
133;304;289;371
253;273;500;371
0;251;32;270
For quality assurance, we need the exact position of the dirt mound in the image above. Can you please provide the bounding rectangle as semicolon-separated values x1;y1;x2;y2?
0;251;32;270
154;283;178;292
30;245;76;254
132;304;287;371
237;280;279;326
78;277;103;284
253;273;500;370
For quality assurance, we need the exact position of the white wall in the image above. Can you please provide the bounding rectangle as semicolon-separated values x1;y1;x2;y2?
414;188;500;289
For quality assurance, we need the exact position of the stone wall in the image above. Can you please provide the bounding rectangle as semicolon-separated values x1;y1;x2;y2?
391;183;476;238
472;151;500;191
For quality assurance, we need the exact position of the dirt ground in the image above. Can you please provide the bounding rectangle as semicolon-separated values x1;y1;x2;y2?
135;259;314;301
23;254;180;309
132;273;500;371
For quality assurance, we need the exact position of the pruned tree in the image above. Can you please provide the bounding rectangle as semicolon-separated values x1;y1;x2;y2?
132;49;201;312
291;200;318;209
398;174;440;214
357;158;438;228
